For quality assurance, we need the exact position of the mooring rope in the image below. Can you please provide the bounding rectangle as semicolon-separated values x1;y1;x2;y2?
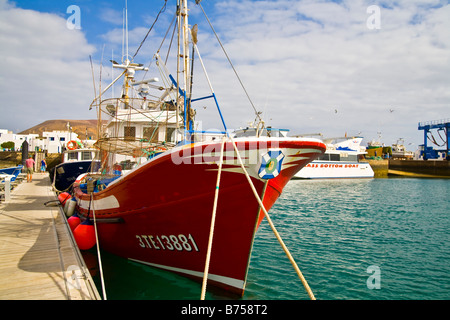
229;136;316;300
200;137;226;300
90;193;107;300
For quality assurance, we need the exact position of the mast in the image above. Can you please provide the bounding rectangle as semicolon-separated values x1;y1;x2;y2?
178;0;191;138
123;0;130;102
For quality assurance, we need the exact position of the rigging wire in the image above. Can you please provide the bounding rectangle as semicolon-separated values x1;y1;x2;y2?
132;0;168;60
155;11;177;62
89;55;97;100
164;15;178;65
196;2;263;125
138;10;177;82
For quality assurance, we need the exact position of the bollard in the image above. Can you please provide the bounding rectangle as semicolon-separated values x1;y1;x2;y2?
4;176;11;202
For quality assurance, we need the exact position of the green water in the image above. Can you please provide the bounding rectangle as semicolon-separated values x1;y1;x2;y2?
87;178;450;300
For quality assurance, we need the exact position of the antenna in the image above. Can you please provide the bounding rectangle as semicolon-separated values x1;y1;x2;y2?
112;49;114;98
122;8;125;62
125;0;129;63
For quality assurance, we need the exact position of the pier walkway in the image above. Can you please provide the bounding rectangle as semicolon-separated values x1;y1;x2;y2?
0;173;100;300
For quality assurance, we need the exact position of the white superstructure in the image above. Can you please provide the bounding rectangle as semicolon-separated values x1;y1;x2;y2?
295;137;374;179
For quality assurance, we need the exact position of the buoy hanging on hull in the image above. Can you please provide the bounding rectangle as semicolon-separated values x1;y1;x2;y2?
68;212;81;232
66;197;77;217
58;192;71;206
73;219;96;250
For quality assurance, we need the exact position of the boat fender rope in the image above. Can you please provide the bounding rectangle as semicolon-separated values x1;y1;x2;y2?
200;137;226;300
230;136;316;300
44;199;62;207
90;194;107;300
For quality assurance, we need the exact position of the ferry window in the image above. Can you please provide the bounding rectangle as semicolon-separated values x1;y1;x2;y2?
124;126;136;141
319;154;330;161
60;137;66;141
81;151;92;160
330;154;340;161
341;154;357;162
144;126;159;143
49;137;55;141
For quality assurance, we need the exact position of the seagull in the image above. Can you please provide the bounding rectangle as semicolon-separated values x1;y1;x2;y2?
389;109;394;113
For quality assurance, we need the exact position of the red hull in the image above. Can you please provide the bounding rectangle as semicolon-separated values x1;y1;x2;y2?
73;138;325;296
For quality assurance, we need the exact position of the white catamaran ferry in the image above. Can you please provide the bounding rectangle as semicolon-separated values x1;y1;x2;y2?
294;137;374;179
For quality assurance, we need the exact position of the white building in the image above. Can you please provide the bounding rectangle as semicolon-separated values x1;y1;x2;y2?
0;129;39;151
42;130;80;153
0;128;95;153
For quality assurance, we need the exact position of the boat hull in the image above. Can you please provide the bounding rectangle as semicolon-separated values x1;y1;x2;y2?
50;160;101;192
0;165;23;182
73;138;325;295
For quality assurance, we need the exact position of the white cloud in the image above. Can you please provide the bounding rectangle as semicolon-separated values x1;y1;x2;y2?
0;3;97;132
191;0;450;147
99;7;123;26
1;0;448;149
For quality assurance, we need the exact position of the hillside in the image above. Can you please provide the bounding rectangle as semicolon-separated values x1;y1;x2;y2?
19;119;104;140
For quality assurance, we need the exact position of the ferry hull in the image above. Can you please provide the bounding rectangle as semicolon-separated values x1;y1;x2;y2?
73;139;325;295
294;161;374;179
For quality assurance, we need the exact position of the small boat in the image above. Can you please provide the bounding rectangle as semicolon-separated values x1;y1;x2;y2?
71;0;326;296
391;138;414;159
0;165;23;182
294;137;374;179
49;143;100;192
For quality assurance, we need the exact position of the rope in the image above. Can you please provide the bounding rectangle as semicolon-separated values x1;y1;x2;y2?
90;193;107;300
133;0;168;59
201;137;226;300
229;136;316;300
44;199;62;207
51;207;71;299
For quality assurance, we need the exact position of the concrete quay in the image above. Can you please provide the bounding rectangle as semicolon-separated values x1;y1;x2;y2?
388;159;450;178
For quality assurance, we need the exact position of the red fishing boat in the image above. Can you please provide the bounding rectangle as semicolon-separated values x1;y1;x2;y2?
72;0;325;296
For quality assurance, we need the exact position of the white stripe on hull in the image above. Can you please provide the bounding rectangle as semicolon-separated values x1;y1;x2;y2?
129;258;245;291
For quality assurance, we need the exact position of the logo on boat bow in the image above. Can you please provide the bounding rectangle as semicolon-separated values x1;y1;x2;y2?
258;150;285;179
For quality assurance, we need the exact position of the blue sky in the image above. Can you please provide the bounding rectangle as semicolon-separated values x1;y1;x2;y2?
1;0;449;149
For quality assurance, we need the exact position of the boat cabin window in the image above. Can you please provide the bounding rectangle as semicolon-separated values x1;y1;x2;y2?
81;151;93;160
143;126;159;143
166;127;176;142
234;127;289;138
67;152;78;161
124;126;136;141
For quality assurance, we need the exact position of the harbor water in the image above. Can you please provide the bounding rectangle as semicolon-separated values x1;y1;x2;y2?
87;178;450;300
